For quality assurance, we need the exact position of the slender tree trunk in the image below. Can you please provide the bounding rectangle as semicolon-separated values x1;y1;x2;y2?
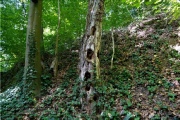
41;26;44;57
111;28;115;69
41;25;45;70
23;0;43;98
54;0;61;78
79;0;104;116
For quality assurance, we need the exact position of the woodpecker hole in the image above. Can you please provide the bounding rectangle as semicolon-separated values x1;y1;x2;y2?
84;71;91;81
97;50;100;58
93;94;98;101
85;84;91;91
87;49;94;59
91;26;96;35
87;35;90;39
32;0;38;3
89;99;93;103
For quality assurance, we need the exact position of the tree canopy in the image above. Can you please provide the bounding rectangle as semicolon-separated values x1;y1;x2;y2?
1;0;179;71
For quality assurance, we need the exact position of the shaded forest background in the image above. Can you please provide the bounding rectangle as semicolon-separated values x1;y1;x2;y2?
0;0;180;119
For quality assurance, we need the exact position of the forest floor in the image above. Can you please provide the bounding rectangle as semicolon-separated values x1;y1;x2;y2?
1;14;180;119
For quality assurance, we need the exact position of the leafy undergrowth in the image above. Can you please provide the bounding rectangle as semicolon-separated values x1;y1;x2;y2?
1;14;180;119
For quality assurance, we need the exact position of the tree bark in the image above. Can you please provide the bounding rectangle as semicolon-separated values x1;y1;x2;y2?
79;0;104;116
54;0;61;78
23;1;35;80
23;0;43;98
111;27;115;69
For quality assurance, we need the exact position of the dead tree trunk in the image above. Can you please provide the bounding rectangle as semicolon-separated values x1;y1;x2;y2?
79;0;104;116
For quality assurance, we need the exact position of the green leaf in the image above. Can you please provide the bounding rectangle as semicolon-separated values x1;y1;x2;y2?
127;99;132;107
124;112;133;120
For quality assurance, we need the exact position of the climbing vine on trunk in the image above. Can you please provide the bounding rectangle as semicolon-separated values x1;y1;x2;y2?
23;0;43;98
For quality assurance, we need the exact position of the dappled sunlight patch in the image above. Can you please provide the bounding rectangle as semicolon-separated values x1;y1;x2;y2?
170;44;180;53
169;44;180;63
169;58;180;62
0;86;20;104
135;41;144;48
44;27;55;36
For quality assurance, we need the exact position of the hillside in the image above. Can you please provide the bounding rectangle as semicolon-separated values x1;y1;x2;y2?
1;14;180;119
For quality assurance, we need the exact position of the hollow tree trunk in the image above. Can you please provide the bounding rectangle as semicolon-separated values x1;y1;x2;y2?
23;0;43;98
79;0;104;116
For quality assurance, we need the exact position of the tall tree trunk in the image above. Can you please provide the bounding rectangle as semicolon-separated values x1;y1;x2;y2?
54;0;61;78
23;0;43;98
79;0;104;116
23;1;35;79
